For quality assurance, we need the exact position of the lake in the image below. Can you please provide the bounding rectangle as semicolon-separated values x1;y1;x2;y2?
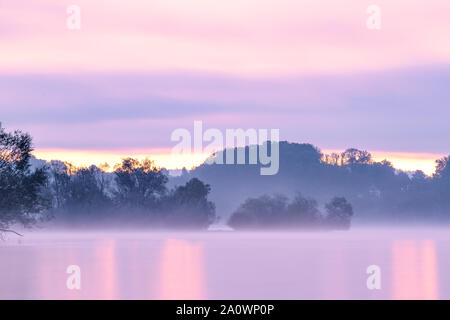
0;228;449;299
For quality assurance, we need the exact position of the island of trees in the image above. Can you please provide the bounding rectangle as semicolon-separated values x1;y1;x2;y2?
229;194;353;230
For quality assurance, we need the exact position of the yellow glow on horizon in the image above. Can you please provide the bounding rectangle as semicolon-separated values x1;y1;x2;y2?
371;152;439;176
32;148;210;172
33;148;445;175
323;149;444;176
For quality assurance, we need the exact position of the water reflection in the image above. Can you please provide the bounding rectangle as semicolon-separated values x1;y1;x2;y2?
420;240;439;300
94;238;118;300
318;247;348;299
0;231;445;299
157;239;205;299
392;240;438;299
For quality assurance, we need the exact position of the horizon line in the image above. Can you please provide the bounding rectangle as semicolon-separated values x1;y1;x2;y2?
32;146;447;176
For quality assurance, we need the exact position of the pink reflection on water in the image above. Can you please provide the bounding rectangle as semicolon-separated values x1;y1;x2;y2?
34;246;84;299
420;240;439;300
125;239;153;299
157;239;205;299
35;249;55;300
94;238;118;300
318;246;348;299
392;239;438;299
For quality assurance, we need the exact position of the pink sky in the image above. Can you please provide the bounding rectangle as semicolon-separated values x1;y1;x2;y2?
1;0;450;173
2;0;450;75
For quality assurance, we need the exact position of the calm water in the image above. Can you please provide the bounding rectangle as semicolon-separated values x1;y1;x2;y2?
1;228;449;299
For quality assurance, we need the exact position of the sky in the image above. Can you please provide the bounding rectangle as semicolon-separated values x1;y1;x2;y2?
1;0;449;174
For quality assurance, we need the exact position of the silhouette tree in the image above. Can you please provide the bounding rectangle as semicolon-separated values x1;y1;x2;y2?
228;194;289;229
163;178;216;228
286;193;321;226
0;124;50;234
325;197;354;229
49;161;72;209
341;148;372;165
66;166;112;216
433;156;450;212
113;158;168;210
434;156;450;179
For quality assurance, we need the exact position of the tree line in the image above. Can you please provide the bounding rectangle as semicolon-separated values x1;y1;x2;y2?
9;124;428;232
47;158;216;228
0;125;357;232
0;125;216;231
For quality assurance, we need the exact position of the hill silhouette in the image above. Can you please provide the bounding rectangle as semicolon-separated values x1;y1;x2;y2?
171;141;450;224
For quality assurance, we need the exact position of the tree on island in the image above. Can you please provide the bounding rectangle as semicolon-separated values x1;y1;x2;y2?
324;197;354;230
287;193;321;226
228;193;353;230
162;178;216;228
228;194;289;229
113;158;168;212
0;124;50;236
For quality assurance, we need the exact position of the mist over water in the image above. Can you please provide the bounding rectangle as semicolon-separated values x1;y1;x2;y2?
1;227;449;300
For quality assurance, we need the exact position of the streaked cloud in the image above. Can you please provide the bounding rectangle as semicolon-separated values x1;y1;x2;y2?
2;67;450;154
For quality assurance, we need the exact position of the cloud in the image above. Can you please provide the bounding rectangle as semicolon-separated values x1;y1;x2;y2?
1;66;450;153
1;0;450;74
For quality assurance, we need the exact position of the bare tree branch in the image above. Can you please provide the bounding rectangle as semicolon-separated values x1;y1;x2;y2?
0;228;23;237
